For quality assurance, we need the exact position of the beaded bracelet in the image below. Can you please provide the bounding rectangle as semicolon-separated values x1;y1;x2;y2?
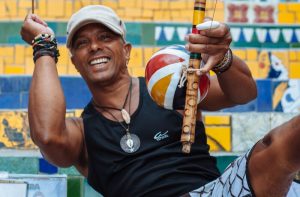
32;34;60;63
212;48;233;75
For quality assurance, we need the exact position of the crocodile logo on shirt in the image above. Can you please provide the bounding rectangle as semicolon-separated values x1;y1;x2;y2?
154;131;169;141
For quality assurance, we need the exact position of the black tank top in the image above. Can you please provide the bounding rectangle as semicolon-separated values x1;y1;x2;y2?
82;77;220;197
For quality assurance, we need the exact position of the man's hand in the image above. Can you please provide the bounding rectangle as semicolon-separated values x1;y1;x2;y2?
20;14;54;45
185;20;232;74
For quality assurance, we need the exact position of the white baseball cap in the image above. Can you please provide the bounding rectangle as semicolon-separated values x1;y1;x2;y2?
66;5;126;48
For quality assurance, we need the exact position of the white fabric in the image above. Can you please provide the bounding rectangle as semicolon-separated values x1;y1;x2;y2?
189;150;300;197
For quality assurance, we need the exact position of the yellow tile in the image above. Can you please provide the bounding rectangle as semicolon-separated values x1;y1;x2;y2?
133;17;152;22
216;1;224;10
247;49;258;61
287;3;300;12
2;46;14;57
278;12;295;24
232;49;246;60
278;3;287;12
180;10;193;22
206;126;231;152
170;1;187;10
4;65;25;74
0;59;3;74
289;62;300;79
18;8;31;18
25;46;33;58
67;64;80;76
143;0;160;9
0;2;6;19
25;57;35;75
81;0;92;6
204;115;230;125
47;0;64;18
170;10;192;22
74;1;83;12
246;60;259;79
120;0;136;8
161;1;169;10
3;57;14;65
296;12;300;24
272;51;289;69
15;45;25;65
102;0;118;9
36;0;47;17
131;67;145;77
75;109;83;117
143;48;154;66
115;9;125;19
57;64;67;75
129;47;143;68
142;9;154;19
154;10;171;21
214;11;225;23
124;8;142;18
19;0;32;8
186;1;194;10
58;46;69;66
289;51;297;61
297;51;300;60
5;0;17;17
65;1;73;18
136;0;142;9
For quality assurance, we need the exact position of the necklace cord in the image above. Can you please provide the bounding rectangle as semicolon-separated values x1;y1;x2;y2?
92;78;132;111
92;78;133;134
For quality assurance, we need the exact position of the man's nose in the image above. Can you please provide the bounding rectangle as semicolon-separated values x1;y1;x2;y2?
90;39;103;52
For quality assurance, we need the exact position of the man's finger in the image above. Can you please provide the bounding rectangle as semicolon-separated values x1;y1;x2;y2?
31;14;48;27
196;21;220;31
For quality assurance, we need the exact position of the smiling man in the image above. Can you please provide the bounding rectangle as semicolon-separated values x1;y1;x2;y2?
20;4;300;197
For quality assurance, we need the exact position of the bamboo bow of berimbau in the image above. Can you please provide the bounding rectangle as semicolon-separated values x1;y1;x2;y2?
181;0;207;154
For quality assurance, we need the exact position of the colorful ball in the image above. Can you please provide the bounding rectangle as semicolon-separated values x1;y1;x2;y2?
145;45;210;110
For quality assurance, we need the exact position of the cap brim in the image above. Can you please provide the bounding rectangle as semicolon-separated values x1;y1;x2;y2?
66;19;123;48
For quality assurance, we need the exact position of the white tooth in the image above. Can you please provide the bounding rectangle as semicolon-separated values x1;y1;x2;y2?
91;58;109;65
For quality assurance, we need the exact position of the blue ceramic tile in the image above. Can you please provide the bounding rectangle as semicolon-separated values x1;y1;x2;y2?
39;158;58;174
60;77;91;109
0;76;31;93
0;92;21;108
222;99;257;112
256;79;273;112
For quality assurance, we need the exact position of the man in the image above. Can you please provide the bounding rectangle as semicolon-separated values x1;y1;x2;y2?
20;5;299;197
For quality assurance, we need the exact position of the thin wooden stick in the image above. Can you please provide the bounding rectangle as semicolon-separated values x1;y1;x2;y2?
32;0;34;14
180;0;206;154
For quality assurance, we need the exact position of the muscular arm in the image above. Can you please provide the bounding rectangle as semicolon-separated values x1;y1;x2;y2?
21;14;87;170
249;115;300;196
29;56;85;168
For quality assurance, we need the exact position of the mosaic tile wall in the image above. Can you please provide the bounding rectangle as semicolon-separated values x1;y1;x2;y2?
0;0;299;154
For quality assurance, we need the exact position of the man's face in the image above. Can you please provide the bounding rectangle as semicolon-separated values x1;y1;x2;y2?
70;23;131;86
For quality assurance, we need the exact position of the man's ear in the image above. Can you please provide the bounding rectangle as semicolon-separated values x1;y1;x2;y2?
124;42;132;62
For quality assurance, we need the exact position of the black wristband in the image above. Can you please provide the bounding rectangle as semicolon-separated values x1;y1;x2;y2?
33;50;57;63
212;48;233;75
32;34;60;63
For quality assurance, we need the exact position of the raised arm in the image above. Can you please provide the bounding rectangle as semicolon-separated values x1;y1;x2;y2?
20;14;87;171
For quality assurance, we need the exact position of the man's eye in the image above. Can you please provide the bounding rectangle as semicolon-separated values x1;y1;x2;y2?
75;40;89;48
98;33;112;41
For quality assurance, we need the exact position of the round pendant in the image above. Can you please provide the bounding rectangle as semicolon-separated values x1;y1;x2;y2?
120;133;140;153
